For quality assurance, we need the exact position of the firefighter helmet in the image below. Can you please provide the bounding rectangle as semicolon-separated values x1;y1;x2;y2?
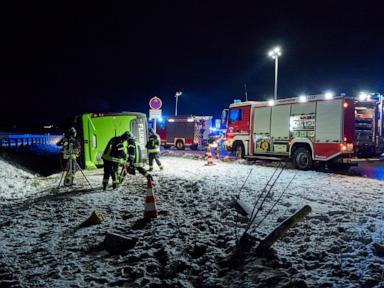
121;131;134;140
67;127;77;137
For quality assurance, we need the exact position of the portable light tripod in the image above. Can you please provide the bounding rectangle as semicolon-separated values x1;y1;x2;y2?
57;145;92;189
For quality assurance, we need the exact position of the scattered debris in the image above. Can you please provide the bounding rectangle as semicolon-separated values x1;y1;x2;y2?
79;210;104;227
101;233;138;254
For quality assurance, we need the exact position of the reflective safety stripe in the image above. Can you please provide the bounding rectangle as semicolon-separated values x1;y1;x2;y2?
148;148;160;153
134;162;143;168
145;202;157;210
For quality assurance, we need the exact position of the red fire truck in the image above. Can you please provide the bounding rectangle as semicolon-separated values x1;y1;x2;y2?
224;94;384;170
157;115;212;150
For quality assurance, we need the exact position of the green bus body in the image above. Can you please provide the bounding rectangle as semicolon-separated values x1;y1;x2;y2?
78;112;148;170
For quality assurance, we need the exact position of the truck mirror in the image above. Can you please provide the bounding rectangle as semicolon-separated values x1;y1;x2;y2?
221;109;229;126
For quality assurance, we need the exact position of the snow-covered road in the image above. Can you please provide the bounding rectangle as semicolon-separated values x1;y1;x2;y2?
1;156;384;287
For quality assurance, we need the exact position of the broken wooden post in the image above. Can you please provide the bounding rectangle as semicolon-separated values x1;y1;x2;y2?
255;205;311;254
232;196;253;218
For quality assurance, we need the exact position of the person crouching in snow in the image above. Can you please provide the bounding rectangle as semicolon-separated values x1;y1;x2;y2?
146;128;163;171
102;131;130;190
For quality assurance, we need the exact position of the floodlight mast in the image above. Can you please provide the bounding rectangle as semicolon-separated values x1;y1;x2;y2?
268;46;282;100
175;91;182;116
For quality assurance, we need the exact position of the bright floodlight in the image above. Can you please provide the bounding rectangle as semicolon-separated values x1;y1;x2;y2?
299;95;307;103
268;99;275;106
359;92;369;101
175;91;182;97
325;92;334;100
268;46;282;59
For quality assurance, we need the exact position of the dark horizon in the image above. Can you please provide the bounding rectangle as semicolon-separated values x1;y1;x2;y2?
2;1;383;126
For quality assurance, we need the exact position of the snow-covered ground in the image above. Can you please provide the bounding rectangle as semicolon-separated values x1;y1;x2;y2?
1;155;384;287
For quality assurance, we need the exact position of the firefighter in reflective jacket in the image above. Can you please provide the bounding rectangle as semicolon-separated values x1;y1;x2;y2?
102;132;130;190
146;128;163;171
126;131;153;180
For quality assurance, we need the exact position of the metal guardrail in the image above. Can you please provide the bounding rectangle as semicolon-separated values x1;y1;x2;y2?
0;133;63;149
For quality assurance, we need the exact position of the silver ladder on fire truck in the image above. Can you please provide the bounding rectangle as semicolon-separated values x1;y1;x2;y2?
223;93;384;170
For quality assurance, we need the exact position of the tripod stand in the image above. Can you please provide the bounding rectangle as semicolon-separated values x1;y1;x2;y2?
57;150;92;189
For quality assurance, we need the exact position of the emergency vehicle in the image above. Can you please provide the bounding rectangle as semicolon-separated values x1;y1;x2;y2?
157;115;212;150
224;94;384;170
75;112;148;169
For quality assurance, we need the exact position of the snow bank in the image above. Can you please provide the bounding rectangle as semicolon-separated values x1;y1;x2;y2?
0;155;55;202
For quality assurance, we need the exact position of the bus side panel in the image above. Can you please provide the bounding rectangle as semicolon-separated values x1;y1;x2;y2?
88;116;117;168
81;114;95;169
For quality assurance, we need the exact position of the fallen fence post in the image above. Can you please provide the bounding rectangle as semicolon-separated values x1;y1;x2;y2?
255;205;311;254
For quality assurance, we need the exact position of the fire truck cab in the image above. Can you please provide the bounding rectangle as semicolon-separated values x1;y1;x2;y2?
224;94;384;170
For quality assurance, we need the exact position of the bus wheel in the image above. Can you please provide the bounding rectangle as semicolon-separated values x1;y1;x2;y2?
293;147;313;170
176;140;185;150
234;142;245;159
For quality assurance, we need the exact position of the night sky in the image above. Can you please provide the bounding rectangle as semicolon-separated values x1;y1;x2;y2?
2;1;383;126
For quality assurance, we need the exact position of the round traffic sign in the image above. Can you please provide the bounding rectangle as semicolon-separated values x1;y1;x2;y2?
149;97;162;110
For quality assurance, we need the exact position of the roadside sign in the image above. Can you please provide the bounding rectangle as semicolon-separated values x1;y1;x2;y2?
149;97;162;110
149;109;162;120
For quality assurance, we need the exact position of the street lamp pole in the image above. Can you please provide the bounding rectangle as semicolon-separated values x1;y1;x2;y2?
274;55;279;100
268;46;282;100
175;91;182;116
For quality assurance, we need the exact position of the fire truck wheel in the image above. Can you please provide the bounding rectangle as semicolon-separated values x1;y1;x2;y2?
176;140;185;150
293;147;313;170
233;142;245;159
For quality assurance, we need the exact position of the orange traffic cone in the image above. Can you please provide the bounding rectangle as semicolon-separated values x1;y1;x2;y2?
144;179;158;219
205;146;215;166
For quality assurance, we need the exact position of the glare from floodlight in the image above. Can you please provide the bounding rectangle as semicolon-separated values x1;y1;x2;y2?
325;92;334;100
268;46;282;59
359;92;369;101
268;99;275;106
299;95;307;103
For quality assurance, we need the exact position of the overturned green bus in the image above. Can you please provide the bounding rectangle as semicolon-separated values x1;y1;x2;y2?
76;112;148;170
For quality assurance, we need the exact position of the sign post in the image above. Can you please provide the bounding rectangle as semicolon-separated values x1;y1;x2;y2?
149;97;163;133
